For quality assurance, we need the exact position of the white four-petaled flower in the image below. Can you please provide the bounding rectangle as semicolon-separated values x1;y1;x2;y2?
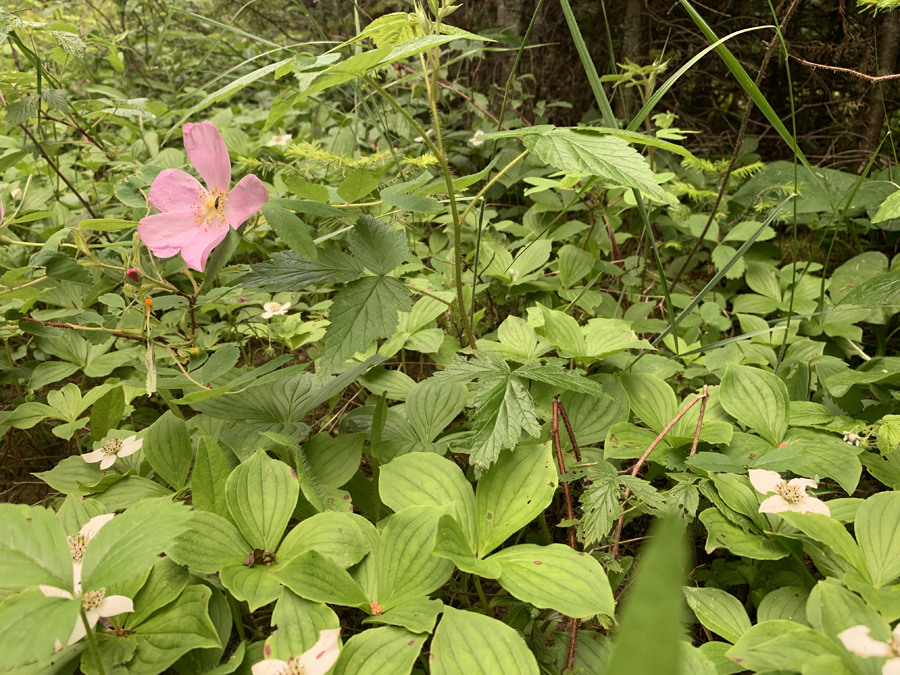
82;435;142;470
251;629;341;675
67;514;115;590
40;585;133;649
838;624;900;675
267;134;293;147
748;469;830;516
261;301;291;319
469;129;485;147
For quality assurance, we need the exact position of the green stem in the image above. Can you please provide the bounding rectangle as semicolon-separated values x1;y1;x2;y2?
361;76;476;349
473;576;491;614
228;595;247;642
81;605;106;675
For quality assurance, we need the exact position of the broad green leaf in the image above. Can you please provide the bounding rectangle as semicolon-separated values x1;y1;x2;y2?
682;586;751;644
725;620;845;672
0;589;81;672
89;386;125;443
757;586;810;625
856;492;900;588
0;504;73;591
377;506;454;610
779;513;867;577
277;512;370;568
522;128;674;204
806;580;889;643
379;453;476;544
80;499;191;591
226;450;299;552
840;270;900;308
719;365;789;446
430;606;539;675
29;362;79;393
363;597;444;634
144;410;191;489
698;509;788;560
34;456;102;497
220;562;282;611
199;226;243;293
606;517;687;675
338;168;379;204
266;590;339;661
618;372;678;433
431;514;501;579
873;189;900;223
91;475;174;511
56;495;104;537
303;433;366;488
488;543;615;619
332;626;425;675
318;276;412;375
123;585;221;672
475;443;558;557
77;218;137;231
262;203;317;262
508;239;552;282
560;376;630;448
404;379;468;444
349;215;407;276
275;549;368;608
191;437;233;523
126;557;190;628
558;244;594;288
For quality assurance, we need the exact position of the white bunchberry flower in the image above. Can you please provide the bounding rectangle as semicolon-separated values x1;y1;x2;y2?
67;514;115;591
749;469;830;516
843;431;861;447
267;134;293;147
838;624;900;675
82;435;142;471
39;585;133;649
469;129;485;147
252;629;340;675
261;301;291;319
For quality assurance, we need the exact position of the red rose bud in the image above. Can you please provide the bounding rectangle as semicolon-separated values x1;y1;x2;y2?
126;268;141;284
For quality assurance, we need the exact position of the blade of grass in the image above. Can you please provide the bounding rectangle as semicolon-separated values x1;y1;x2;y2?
637;325;790;373
558;0;617;127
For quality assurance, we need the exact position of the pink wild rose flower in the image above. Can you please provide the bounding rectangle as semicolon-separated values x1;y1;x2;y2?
138;121;268;271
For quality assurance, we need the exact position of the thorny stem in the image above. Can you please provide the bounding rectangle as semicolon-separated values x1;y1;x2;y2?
81;605;107;675
19;124;97;218
611;390;707;559
557;399;582;463
689;385;710;457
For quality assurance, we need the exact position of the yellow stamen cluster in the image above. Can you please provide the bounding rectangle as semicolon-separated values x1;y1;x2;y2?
82;588;106;611
775;482;804;504
282;658;307;675
192;187;228;230
102;438;123;456
68;533;88;562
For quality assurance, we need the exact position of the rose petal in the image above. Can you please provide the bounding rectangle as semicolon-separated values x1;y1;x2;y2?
749;469;783;495
224;174;269;228
138;209;230;272
295;628;341;675
79;514;115;539
180;224;230;272
183;121;231;192
81;449;106;464
758;495;790;514
251;659;289;675
838;625;892;658
148;169;205;213
100;455;117;470
98;595;134;618
792;496;831;516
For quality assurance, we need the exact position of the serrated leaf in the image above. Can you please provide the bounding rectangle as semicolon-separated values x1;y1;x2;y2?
711;244;746;280
514;361;608;398
318;276;411;375
522;128;674;204
580;469;620;547
349;215;408;275
243;250;363;290
430;606;539;675
226;450;299;552
338;168;379;203
488;543;615;618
